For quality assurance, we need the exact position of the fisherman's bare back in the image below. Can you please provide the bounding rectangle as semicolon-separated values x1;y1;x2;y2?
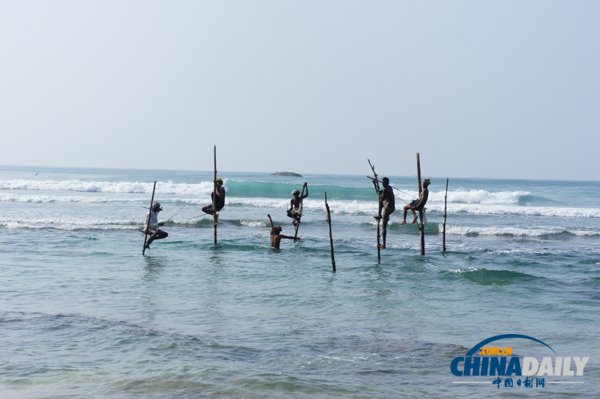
268;214;300;249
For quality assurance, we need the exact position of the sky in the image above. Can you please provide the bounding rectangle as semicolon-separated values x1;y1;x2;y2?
1;1;599;180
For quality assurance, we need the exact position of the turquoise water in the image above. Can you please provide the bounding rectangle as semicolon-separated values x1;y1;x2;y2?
0;165;599;398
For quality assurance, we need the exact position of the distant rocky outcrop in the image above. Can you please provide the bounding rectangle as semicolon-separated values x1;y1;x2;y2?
272;171;302;177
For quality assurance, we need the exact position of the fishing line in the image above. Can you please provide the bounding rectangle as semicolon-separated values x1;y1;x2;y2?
366;176;412;204
394;194;411;205
164;204;188;223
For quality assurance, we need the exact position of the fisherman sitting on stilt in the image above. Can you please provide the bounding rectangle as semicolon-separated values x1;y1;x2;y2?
144;202;168;250
400;178;430;225
287;182;308;226
202;178;226;220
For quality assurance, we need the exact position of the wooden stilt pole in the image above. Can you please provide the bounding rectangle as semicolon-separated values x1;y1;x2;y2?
294;183;307;239
416;153;425;256
142;181;157;255
443;178;448;253
368;160;381;261
325;192;336;272
213;145;218;245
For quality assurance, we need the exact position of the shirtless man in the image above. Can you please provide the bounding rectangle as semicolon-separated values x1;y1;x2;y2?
400;178;430;225
268;214;300;249
202;178;226;216
287;183;309;226
373;177;395;249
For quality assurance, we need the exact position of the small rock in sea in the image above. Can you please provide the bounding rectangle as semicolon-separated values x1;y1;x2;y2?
272;171;302;177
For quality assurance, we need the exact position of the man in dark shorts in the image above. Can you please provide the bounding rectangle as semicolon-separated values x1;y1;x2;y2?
268;214;300;249
202;178;226;216
400;178;430;225
373;177;395;249
287;183;308;226
144;201;168;250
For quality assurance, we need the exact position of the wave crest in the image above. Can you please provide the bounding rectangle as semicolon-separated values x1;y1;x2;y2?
0;179;221;196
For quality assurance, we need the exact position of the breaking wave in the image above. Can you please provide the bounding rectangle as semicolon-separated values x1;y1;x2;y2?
0;179;538;205
0;179;217;196
426;203;600;218
445;225;600;237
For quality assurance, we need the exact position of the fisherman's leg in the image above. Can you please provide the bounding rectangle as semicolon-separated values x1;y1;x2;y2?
400;205;409;224
202;205;214;215
146;230;158;248
380;209;391;249
290;211;299;226
411;209;418;224
154;230;168;240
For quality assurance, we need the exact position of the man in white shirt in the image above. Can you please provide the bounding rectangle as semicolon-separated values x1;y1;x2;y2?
144;202;168;250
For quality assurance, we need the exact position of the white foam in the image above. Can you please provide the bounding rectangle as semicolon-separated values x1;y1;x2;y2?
3;188;598;220
394;189;530;204
228;197;600;219
0;215;143;231
224;198;377;215
0;179;223;196
425;203;600;218
240;220;266;227
2;176;598;221
448;267;479;274
217;197;600;220
227;198;290;208
2;222;140;231
444;225;600;237
0;193;133;203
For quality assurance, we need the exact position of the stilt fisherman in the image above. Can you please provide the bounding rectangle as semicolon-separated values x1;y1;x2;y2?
400;178;430;225
202;178;226;217
287;182;308;226
144;202;168;250
373;177;395;249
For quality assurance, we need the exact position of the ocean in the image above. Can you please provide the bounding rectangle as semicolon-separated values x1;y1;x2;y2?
0;165;598;398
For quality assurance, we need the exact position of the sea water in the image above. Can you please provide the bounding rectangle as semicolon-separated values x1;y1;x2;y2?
0;165;598;398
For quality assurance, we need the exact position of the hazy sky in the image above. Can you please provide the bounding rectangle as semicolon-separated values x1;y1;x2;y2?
1;1;599;180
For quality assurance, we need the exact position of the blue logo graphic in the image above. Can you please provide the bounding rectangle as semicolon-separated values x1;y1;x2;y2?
450;334;589;390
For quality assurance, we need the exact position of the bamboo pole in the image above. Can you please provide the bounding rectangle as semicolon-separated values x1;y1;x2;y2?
443;178;448;252
416;153;425;256
294;183;307;239
142;181;157;255
368;160;381;261
213;145;218;245
325;192;336;272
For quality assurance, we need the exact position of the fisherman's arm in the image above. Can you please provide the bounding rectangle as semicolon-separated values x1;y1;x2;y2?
280;235;300;241
420;191;429;207
267;214;274;228
302;183;309;198
387;187;395;204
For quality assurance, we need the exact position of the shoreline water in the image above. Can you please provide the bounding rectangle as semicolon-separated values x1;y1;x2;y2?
0;165;598;398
